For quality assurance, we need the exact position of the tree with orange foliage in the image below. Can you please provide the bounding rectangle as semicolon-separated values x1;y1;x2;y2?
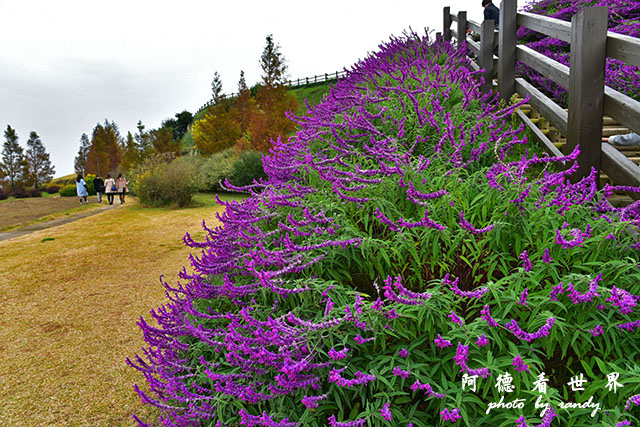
85;120;122;175
247;35;298;153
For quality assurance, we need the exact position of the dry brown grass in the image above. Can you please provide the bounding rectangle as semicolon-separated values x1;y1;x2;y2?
0;196;228;427
0;196;103;231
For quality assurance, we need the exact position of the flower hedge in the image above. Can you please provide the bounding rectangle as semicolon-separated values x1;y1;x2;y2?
129;32;640;426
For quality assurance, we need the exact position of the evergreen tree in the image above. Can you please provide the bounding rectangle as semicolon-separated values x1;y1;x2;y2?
85;120;122;176
173;111;193;141
135;120;153;157
260;34;288;88
120;131;140;172
74;133;91;174
24;131;55;188
211;71;224;103
1;125;27;190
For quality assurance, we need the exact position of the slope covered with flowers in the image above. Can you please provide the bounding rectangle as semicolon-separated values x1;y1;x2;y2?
518;0;640;105
130;32;640;426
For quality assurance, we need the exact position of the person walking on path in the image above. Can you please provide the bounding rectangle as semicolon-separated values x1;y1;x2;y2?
116;173;128;204
75;174;88;205
104;174;116;205
93;175;105;203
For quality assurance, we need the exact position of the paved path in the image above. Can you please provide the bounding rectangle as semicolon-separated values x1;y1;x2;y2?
0;203;122;242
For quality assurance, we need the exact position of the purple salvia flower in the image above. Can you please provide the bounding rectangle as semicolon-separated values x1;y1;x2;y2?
518;288;529;306
434;334;452;348
589;325;604;337
549;283;564;301
625;394;640;411
327;415;366;427
440;407;462;423
328;347;349;360
512;354;530;372
607;286;637;315
520;250;533;272
476;333;489;347
481;304;499;327
458;211;494;234
542;248;552;263
302;394;327;409
398;348;409;358
392;366;411;378
380;402;392;421
449;310;464;325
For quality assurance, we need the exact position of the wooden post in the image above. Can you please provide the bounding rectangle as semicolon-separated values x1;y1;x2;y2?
480;19;495;94
457;11;467;46
443;7;451;41
498;0;517;100
566;6;608;182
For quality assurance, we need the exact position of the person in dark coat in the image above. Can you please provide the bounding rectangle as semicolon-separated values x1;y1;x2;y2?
482;0;500;28
93;175;105;203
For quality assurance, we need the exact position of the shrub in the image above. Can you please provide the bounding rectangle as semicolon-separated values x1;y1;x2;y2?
130;32;640;427
45;185;59;194
229;150;267;188
0;188;8;200
27;189;42;197
84;174;96;196
11;188;28;198
59;184;77;197
130;155;202;207
198;149;238;192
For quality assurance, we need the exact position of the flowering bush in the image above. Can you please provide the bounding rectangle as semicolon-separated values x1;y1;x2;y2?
129;32;640;426
518;0;640;106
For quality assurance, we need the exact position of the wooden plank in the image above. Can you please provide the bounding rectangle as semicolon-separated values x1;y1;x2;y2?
467;38;480;55
468;20;481;33
480;19;495;94
517;12;571;43
566;7;608;182
601;143;640;187
469;60;481;72
457;11;467;46
607;32;640;68
516;78;568;135
451;29;459;41
516;109;566;162
451;13;458;22
603;86;640;135
498;0;517;100
516;45;569;88
443;7;452;41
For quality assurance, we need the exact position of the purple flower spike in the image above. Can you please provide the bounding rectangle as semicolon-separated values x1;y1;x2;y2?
380;402;392;421
449;310;464;325
519;250;533;272
398;348;409;358
440;407;462;423
476;333;489;347
511;354;530;372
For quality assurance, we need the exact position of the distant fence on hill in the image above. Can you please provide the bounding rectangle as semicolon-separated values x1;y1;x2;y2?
194;70;349;116
442;0;640;188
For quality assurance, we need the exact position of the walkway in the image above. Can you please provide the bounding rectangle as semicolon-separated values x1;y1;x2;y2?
0;203;122;242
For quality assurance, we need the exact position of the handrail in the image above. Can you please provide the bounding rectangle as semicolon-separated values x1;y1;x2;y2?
442;0;640;187
194;70;349;116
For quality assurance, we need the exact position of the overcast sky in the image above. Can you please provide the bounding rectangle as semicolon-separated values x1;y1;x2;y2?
0;0;483;176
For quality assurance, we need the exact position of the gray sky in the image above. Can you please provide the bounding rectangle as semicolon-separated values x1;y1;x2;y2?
0;0;482;177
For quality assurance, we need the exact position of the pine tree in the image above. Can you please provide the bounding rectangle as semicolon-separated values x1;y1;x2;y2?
74;133;91;174
24;131;55;188
135;120;153;157
211;71;224;104
85;120;122;176
1;125;27;191
120;131;140;172
260;34;288;88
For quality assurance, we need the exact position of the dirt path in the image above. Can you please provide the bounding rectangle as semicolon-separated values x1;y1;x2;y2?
0;203;122;242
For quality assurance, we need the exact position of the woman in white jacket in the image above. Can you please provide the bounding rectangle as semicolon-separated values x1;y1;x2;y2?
104;174;116;205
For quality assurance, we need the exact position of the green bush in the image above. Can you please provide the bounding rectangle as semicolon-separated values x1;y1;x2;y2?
59;184;77;197
84;174;96;196
130;155;202;207
229;150;267;187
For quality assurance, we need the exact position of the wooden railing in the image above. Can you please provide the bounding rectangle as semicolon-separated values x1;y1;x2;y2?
442;0;640;186
194;70;349;116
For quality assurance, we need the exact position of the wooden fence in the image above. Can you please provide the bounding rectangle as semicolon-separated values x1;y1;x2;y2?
443;0;640;186
194;70;349;116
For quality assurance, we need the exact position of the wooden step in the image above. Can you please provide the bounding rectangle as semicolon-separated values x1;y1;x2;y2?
602;127;631;137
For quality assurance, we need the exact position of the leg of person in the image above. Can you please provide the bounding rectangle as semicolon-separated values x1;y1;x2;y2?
97;191;102;203
79;197;83;205
119;192;124;204
108;194;113;205
609;132;640;147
